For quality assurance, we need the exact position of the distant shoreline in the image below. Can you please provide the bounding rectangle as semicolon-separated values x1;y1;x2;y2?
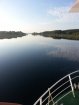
0;31;27;39
32;29;79;40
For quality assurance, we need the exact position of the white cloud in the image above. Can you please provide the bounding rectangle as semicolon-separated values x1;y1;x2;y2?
48;7;69;18
37;7;79;32
48;6;79;25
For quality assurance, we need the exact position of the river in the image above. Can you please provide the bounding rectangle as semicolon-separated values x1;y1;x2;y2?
0;34;79;105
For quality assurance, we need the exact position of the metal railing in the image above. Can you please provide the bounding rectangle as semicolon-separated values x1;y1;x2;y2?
33;70;79;105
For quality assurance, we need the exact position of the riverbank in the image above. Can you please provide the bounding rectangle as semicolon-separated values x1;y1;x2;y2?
32;29;79;40
0;31;27;39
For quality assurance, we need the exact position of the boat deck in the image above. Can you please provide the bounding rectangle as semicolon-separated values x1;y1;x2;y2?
53;90;79;105
34;70;79;105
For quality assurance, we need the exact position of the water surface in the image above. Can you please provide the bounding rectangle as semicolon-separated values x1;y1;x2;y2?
0;35;79;105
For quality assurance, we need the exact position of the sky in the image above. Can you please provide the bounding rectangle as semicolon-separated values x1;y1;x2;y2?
0;0;79;33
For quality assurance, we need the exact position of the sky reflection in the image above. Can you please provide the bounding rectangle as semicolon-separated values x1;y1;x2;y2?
0;35;79;105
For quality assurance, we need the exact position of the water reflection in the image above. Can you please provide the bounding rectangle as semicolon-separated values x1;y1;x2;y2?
0;35;79;105
48;40;79;62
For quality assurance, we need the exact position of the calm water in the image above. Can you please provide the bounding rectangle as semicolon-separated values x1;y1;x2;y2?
0;34;79;105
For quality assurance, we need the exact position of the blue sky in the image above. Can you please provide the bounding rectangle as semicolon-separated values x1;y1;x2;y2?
0;0;79;32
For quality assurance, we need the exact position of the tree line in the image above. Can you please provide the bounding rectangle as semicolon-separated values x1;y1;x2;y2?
0;31;26;39
32;29;79;40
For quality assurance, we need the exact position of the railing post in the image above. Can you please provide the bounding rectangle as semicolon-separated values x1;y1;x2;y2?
68;74;75;98
40;97;42;105
48;88;54;105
